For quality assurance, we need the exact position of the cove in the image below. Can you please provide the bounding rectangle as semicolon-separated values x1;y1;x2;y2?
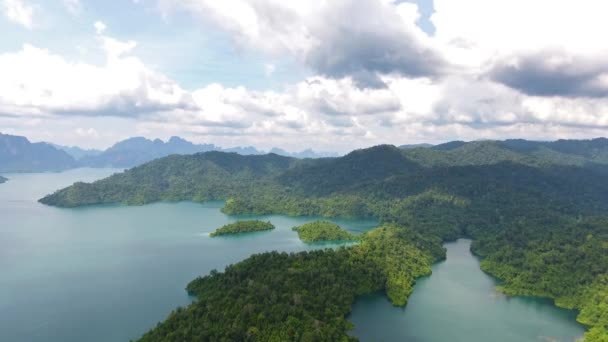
349;239;586;342
0;169;376;342
0;169;586;342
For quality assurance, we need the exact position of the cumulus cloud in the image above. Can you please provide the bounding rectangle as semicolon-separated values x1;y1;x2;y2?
158;0;446;86
2;0;34;28
489;51;608;98
94;20;106;34
304;0;445;86
432;0;608;99
0;23;194;118
5;1;608;150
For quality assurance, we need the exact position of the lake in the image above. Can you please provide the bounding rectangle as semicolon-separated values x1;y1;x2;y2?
0;169;586;341
349;239;586;342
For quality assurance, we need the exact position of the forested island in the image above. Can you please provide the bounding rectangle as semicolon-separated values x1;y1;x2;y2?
137;225;444;341
210;220;275;237
292;221;358;242
41;139;608;341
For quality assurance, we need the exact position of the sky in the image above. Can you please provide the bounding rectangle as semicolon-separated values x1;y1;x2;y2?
1;0;607;152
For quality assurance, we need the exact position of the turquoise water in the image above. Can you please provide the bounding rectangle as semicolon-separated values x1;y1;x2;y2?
349;239;586;342
0;169;376;342
0;169;586;341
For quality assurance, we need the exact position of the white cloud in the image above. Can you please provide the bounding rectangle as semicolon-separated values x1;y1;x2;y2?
158;0;445;85
63;0;81;15
94;21;106;34
263;63;275;77
75;127;99;138
4;1;608;151
0;24;194;118
2;0;34;28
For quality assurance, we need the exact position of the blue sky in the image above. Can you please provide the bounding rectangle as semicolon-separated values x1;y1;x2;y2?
0;0;607;152
0;0;307;90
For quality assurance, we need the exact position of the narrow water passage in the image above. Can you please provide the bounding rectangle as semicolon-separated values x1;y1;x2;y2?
0;169;377;342
0;170;586;342
349;239;586;342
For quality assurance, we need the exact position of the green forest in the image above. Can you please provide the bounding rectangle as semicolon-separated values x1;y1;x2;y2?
292;221;358;243
210;220;275;237
42;139;608;341
137;225;444;341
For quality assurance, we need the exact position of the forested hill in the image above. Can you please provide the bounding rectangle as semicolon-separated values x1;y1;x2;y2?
39;140;608;340
40;142;608;211
39;152;296;207
404;138;608;167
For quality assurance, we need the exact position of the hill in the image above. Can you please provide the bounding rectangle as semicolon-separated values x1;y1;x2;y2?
40;152;295;207
51;144;102;160
78;136;218;168
77;136;335;168
39;140;608;341
0;133;76;172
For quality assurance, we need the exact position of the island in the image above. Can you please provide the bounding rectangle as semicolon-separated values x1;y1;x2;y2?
292;221;358;242
137;225;445;342
0;176;7;184
39;140;608;341
210;220;275;237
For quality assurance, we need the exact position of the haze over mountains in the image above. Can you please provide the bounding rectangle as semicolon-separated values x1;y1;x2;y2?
35;135;608;341
0;133;77;172
0;133;338;172
4;131;608;174
41;138;608;210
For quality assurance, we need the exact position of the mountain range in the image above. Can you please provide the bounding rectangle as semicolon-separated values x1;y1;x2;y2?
5;131;608;173
37;138;608;341
0;133;77;173
0;133;338;172
40;138;608;209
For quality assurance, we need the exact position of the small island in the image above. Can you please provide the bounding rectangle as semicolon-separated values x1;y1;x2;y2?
210;220;275;237
292;221;358;243
0;176;7;184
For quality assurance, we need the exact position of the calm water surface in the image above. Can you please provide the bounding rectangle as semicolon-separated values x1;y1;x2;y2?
349;239;586;342
0;169;376;342
0;169;586;341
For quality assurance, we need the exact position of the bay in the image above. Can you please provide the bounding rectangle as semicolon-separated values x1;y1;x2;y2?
0;169;375;342
349;239;586;342
0;169;587;341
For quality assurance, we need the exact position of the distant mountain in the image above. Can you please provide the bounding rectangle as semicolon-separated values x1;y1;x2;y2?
405;139;608;167
0;133;76;172
40;141;608;211
398;143;433;150
40;151;296;207
278;145;421;195
38;138;608;341
269;147;339;159
222;146;263;155
78;136;218;168
51;144;103;160
77;136;338;168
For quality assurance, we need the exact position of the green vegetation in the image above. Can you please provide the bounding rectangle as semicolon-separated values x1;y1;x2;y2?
136;225;444;342
471;216;608;340
41;140;608;341
39;152;295;207
292;221;358;243
210;220;275;237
